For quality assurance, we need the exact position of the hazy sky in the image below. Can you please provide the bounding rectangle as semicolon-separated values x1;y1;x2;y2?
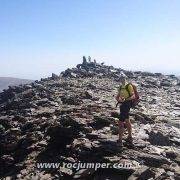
0;0;180;80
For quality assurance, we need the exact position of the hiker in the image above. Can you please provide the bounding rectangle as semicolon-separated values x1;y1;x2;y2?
83;56;87;65
116;74;135;147
88;56;91;62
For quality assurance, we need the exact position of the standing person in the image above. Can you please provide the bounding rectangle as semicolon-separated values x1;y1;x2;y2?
116;74;135;147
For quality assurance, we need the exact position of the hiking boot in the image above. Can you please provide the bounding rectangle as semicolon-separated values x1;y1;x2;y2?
117;140;123;148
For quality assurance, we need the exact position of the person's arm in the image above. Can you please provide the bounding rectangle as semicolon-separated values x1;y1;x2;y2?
116;92;125;102
126;94;135;101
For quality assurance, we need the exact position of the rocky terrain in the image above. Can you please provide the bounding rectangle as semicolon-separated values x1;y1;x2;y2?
0;77;33;92
0;57;180;179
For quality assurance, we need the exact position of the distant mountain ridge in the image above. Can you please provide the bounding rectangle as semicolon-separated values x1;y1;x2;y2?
0;77;33;92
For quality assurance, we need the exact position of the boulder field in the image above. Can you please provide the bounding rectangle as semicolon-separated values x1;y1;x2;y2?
0;58;180;179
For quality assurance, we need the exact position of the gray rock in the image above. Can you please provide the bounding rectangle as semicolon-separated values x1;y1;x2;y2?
160;80;172;87
149;131;170;146
0;58;179;179
128;166;155;180
89;115;111;130
137;152;171;167
51;73;59;80
73;169;95;179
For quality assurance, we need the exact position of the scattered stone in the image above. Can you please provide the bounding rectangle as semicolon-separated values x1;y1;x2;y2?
0;57;179;179
128;166;155;180
51;73;59;80
137;152;171;167
160;80;172;87
73;169;95;179
89;116;111;130
149;131;170;146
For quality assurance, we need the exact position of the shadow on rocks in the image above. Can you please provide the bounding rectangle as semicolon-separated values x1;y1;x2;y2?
149;131;171;146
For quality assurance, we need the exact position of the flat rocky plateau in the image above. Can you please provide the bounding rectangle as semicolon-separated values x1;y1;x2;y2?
0;59;180;179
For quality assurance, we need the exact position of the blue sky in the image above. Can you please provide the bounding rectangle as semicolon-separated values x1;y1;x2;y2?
0;0;180;79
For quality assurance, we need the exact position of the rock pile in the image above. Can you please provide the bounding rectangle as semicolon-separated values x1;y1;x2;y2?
0;57;180;179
